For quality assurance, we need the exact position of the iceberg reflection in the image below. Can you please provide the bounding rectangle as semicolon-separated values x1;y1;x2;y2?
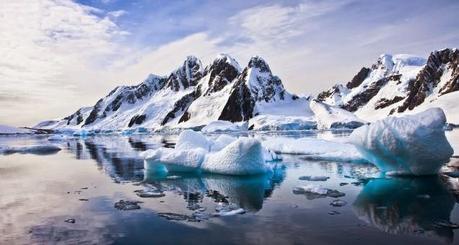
353;177;456;243
144;167;285;212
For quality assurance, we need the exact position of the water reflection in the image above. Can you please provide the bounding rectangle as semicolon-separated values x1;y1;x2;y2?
144;168;286;212
353;177;456;243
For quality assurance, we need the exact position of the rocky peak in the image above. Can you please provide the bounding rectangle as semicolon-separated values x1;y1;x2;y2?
248;56;271;73
201;54;241;95
165;56;203;91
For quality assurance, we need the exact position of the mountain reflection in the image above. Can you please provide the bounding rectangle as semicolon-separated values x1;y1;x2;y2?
144;168;286;212
353;176;456;243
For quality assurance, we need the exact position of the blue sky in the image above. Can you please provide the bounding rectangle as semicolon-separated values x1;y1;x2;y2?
1;0;458;126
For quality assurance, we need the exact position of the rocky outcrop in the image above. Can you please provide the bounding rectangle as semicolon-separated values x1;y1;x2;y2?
398;48;459;112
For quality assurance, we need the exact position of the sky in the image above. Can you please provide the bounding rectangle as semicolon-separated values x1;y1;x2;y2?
0;0;458;126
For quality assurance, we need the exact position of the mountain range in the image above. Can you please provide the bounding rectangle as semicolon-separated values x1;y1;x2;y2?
36;48;459;131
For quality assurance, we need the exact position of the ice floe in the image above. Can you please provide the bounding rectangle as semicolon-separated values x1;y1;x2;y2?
262;137;367;163
348;108;454;175
201;121;247;133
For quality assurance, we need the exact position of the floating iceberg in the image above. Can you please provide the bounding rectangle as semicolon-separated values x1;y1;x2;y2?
201;121;247;133
143;130;280;175
262;137;367;163
201;138;269;175
348;108;454;175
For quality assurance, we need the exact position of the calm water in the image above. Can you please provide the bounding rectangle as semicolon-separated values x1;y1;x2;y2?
1;130;459;245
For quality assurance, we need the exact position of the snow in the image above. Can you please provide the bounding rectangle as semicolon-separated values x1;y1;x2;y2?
348;108;454;175
310;100;365;129
0;145;61;155
210;134;237;152
263;137;367;163
201;121;247;133
249;115;317;131
201;138;270;175
0;125;32;135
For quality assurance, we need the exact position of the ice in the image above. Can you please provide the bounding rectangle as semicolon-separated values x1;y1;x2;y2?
263;137;367;163
293;185;345;199
201;138;271;175
142;147;206;173
299;176;329;181
0;125;32;135
210;134;237;152
143;131;277;175
175;130;211;151
48;134;73;141
201;121;247;133
0;145;61;155
310;100;365;130
249;115;317;131
348;108;454;175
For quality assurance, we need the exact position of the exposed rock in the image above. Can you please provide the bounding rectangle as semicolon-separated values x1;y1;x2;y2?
347;67;371;89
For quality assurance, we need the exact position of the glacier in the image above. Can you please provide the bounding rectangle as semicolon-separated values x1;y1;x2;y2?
348;108;454;175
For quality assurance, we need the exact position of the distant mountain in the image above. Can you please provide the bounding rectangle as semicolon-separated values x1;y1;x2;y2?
37;54;363;131
317;48;459;124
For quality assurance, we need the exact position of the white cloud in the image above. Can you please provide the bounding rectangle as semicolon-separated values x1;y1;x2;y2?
0;0;125;125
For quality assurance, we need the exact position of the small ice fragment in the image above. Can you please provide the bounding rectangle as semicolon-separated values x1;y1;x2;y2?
134;189;165;198
330;199;347;207
64;218;76;224
328;211;340;215
434;221;459;229
299;176;329;181
327;190;346;198
339;183;348;186
214;208;246;217
416;194;431;199
114;200;142;210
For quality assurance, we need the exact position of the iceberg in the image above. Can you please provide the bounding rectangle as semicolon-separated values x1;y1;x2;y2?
262;137;367;163
175;130;211;151
143;130;279;175
201;138;269;175
348;108;454;175
201;121;247;133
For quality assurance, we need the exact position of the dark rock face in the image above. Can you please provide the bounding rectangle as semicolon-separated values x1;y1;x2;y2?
83;76;165;127
162;89;201;125
347;67;371;89
218;79;254;122
398;49;459;113
203;56;240;95
128;114;146;127
317;85;344;103
248;56;271;73
374;96;405;110
63;108;86;126
165;56;203;91
343;75;401;112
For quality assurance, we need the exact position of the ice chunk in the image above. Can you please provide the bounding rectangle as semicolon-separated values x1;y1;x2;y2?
201;121;247;133
263;137;367;163
348;108;454;175
299;176;330;181
249;115;317;131
175;130;211;151
201;138;270;175
310;100;365;130
0;145;61;155
143;147;206;173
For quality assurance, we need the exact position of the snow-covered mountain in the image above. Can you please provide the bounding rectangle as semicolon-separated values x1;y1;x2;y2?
317;48;459;124
37;54;363;131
